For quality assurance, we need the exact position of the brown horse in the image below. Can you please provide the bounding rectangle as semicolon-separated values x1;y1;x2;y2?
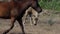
16;0;42;26
1;0;42;34
0;0;18;34
15;0;42;34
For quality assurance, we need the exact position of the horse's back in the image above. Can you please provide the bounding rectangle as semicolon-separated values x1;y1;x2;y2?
0;1;18;19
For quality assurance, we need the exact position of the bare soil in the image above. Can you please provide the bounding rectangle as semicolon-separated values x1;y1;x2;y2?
0;9;60;34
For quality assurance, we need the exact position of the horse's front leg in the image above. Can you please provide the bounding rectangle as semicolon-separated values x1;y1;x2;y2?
3;17;15;34
17;19;25;34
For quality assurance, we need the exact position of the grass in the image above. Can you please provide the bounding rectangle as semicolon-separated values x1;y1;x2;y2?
38;0;60;11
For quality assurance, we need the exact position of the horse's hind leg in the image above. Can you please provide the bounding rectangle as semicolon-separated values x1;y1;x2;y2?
17;19;25;34
3;17;15;34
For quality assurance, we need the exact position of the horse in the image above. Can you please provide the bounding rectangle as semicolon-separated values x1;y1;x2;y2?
9;0;42;34
1;0;42;34
0;0;18;34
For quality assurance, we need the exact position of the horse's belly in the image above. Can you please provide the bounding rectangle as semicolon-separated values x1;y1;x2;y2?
0;12;10;19
0;13;10;17
0;10;10;18
0;5;10;17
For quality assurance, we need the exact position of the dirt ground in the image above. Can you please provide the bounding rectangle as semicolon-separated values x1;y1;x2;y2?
0;9;60;34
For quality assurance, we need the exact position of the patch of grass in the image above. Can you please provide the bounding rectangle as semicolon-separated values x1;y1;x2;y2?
39;0;60;11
